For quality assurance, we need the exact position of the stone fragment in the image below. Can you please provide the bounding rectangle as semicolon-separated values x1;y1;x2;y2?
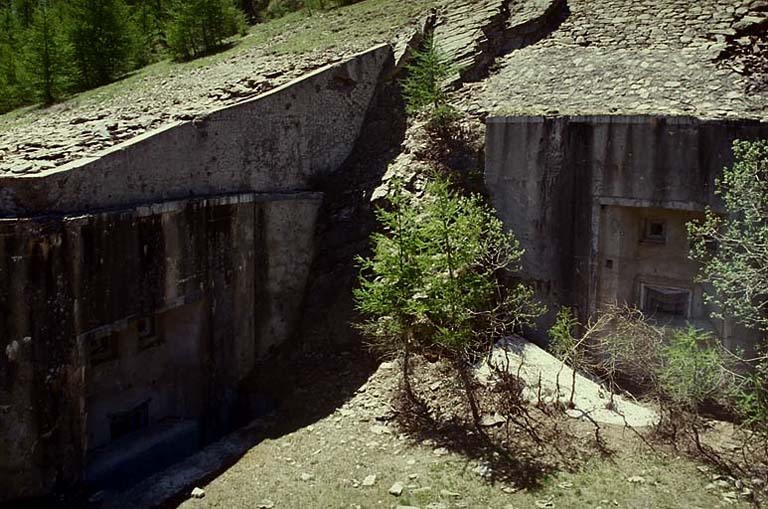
362;474;377;487
480;413;505;427
300;472;314;481
733;15;767;32
190;487;205;499
389;482;404;496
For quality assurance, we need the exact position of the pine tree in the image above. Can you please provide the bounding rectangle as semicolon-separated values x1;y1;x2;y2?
65;0;135;88
166;0;246;60
12;0;34;27
0;4;24;112
22;0;71;104
130;0;165;67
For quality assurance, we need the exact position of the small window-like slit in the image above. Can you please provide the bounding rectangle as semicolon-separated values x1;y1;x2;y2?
642;219;667;244
641;285;691;318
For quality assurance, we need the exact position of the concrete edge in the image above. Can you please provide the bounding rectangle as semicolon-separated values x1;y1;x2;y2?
0;190;324;223
486;114;768;125
23;43;393;180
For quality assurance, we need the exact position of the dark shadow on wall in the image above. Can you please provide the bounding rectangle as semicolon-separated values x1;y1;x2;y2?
460;0;571;85
131;49;406;509
296;49;408;352
157;49;409;509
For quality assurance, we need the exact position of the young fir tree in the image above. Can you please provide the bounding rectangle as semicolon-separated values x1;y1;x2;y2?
166;0;246;60
22;0;71;104
356;176;542;424
66;0;136;88
402;34;451;115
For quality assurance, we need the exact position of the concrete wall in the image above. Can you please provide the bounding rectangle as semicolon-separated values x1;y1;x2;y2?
0;44;391;217
0;44;394;501
0;192;322;500
485;115;768;340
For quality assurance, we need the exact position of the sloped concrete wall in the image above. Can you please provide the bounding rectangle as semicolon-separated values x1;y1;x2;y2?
485;115;768;336
0;44;391;217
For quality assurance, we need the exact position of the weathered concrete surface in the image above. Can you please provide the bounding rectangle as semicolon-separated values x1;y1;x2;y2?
0;45;391;216
0;192;321;501
485;115;768;340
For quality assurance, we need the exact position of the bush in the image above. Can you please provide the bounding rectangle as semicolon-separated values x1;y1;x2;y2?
263;0;303;19
549;307;578;360
166;0;247;60
657;326;732;411
424;104;463;142
587;306;665;392
734;350;768;434
689;140;768;334
263;0;361;18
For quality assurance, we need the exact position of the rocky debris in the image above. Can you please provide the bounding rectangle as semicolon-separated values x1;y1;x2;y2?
479;412;505;427
190;487;206;499
389;481;405;496
432;0;566;85
472;0;767;119
476;336;660;427
362;474;378;487
715;0;768;94
208;76;274;101
433;0;510;84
